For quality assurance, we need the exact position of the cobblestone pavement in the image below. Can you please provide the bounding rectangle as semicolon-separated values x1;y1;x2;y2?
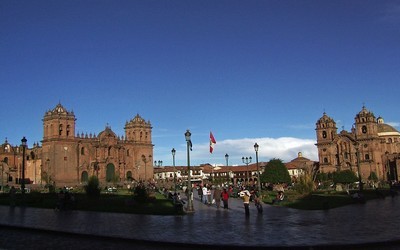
0;195;400;249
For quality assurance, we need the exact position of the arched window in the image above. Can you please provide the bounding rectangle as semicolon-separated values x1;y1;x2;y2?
81;147;85;155
66;125;70;136
365;154;370;160
126;171;132;181
81;171;89;183
127;149;130;157
323;157;328;163
59;124;63;136
322;131;327;138
30;152;35;160
362;125;367;134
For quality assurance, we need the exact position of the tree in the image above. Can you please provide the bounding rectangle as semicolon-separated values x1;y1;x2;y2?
84;175;101;198
368;172;378;182
260;158;291;184
295;172;315;194
332;170;358;184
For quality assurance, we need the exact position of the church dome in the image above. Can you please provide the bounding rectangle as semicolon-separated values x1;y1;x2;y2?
378;123;399;134
98;126;117;139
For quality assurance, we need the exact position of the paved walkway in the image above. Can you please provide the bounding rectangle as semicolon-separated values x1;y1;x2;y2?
1;195;400;248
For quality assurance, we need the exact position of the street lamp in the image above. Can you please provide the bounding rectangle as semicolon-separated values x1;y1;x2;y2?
254;143;262;195
242;156;252;187
185;129;194;212
225;153;229;183
142;155;152;181
355;142;363;191
21;137;27;195
171;148;176;192
154;160;163;167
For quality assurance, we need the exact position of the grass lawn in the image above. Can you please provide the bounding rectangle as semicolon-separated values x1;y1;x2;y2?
262;188;391;210
0;191;182;215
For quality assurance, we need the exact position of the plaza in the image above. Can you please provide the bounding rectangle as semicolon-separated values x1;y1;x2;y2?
0;194;399;249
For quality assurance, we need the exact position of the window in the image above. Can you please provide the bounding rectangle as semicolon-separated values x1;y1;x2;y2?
365;154;370;160
81;147;85;155
323;157;328;163
66;125;70;136
362;125;367;134
59;124;63;136
322;131;327;138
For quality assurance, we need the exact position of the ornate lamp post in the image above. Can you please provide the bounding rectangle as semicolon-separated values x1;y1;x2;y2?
154;160;163;167
254;143;262;195
242;156;252;187
185;129;194;212
21;137;27;195
355;142;363;191
171;148;176;192
225;153;229;183
141;155;152;181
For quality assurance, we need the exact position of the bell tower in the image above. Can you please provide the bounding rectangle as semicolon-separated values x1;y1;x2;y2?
124;114;152;143
354;105;378;140
315;112;338;172
42;103;76;141
316;112;337;142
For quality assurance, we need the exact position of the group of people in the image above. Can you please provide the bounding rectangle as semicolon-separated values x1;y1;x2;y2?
197;184;230;209
196;184;265;216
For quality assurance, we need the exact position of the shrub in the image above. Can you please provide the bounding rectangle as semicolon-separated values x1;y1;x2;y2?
84;176;101;198
133;184;148;202
294;173;315;195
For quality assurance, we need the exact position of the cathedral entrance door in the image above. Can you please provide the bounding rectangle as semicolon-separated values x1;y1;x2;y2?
81;171;88;183
106;163;115;182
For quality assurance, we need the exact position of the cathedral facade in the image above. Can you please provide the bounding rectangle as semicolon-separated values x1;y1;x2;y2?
0;103;154;187
316;106;400;182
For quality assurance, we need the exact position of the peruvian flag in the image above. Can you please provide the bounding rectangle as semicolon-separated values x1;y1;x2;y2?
210;131;216;153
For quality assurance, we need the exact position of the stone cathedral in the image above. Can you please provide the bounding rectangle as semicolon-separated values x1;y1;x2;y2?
316;106;400;182
0;103;154;187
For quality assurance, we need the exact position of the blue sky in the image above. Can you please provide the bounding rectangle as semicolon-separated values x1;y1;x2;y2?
1;0;400;166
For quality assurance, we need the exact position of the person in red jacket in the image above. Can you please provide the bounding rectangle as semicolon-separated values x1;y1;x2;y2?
221;188;229;209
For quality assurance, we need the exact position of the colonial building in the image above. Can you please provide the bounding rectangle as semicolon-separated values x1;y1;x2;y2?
316;106;400;181
0;103;154;187
285;152;319;181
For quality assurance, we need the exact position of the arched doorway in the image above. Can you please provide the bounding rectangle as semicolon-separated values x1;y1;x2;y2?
81;171;88;183
106;163;115;182
126;171;132;181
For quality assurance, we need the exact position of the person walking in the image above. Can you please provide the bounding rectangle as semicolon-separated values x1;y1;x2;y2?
202;185;208;204
222;188;229;209
197;186;203;201
213;185;222;209
239;189;251;216
206;186;212;205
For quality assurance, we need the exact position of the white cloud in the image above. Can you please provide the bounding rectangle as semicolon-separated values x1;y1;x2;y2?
157;137;318;166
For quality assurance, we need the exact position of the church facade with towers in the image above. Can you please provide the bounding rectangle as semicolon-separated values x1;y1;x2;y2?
0;103;154;187
316;106;400;182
